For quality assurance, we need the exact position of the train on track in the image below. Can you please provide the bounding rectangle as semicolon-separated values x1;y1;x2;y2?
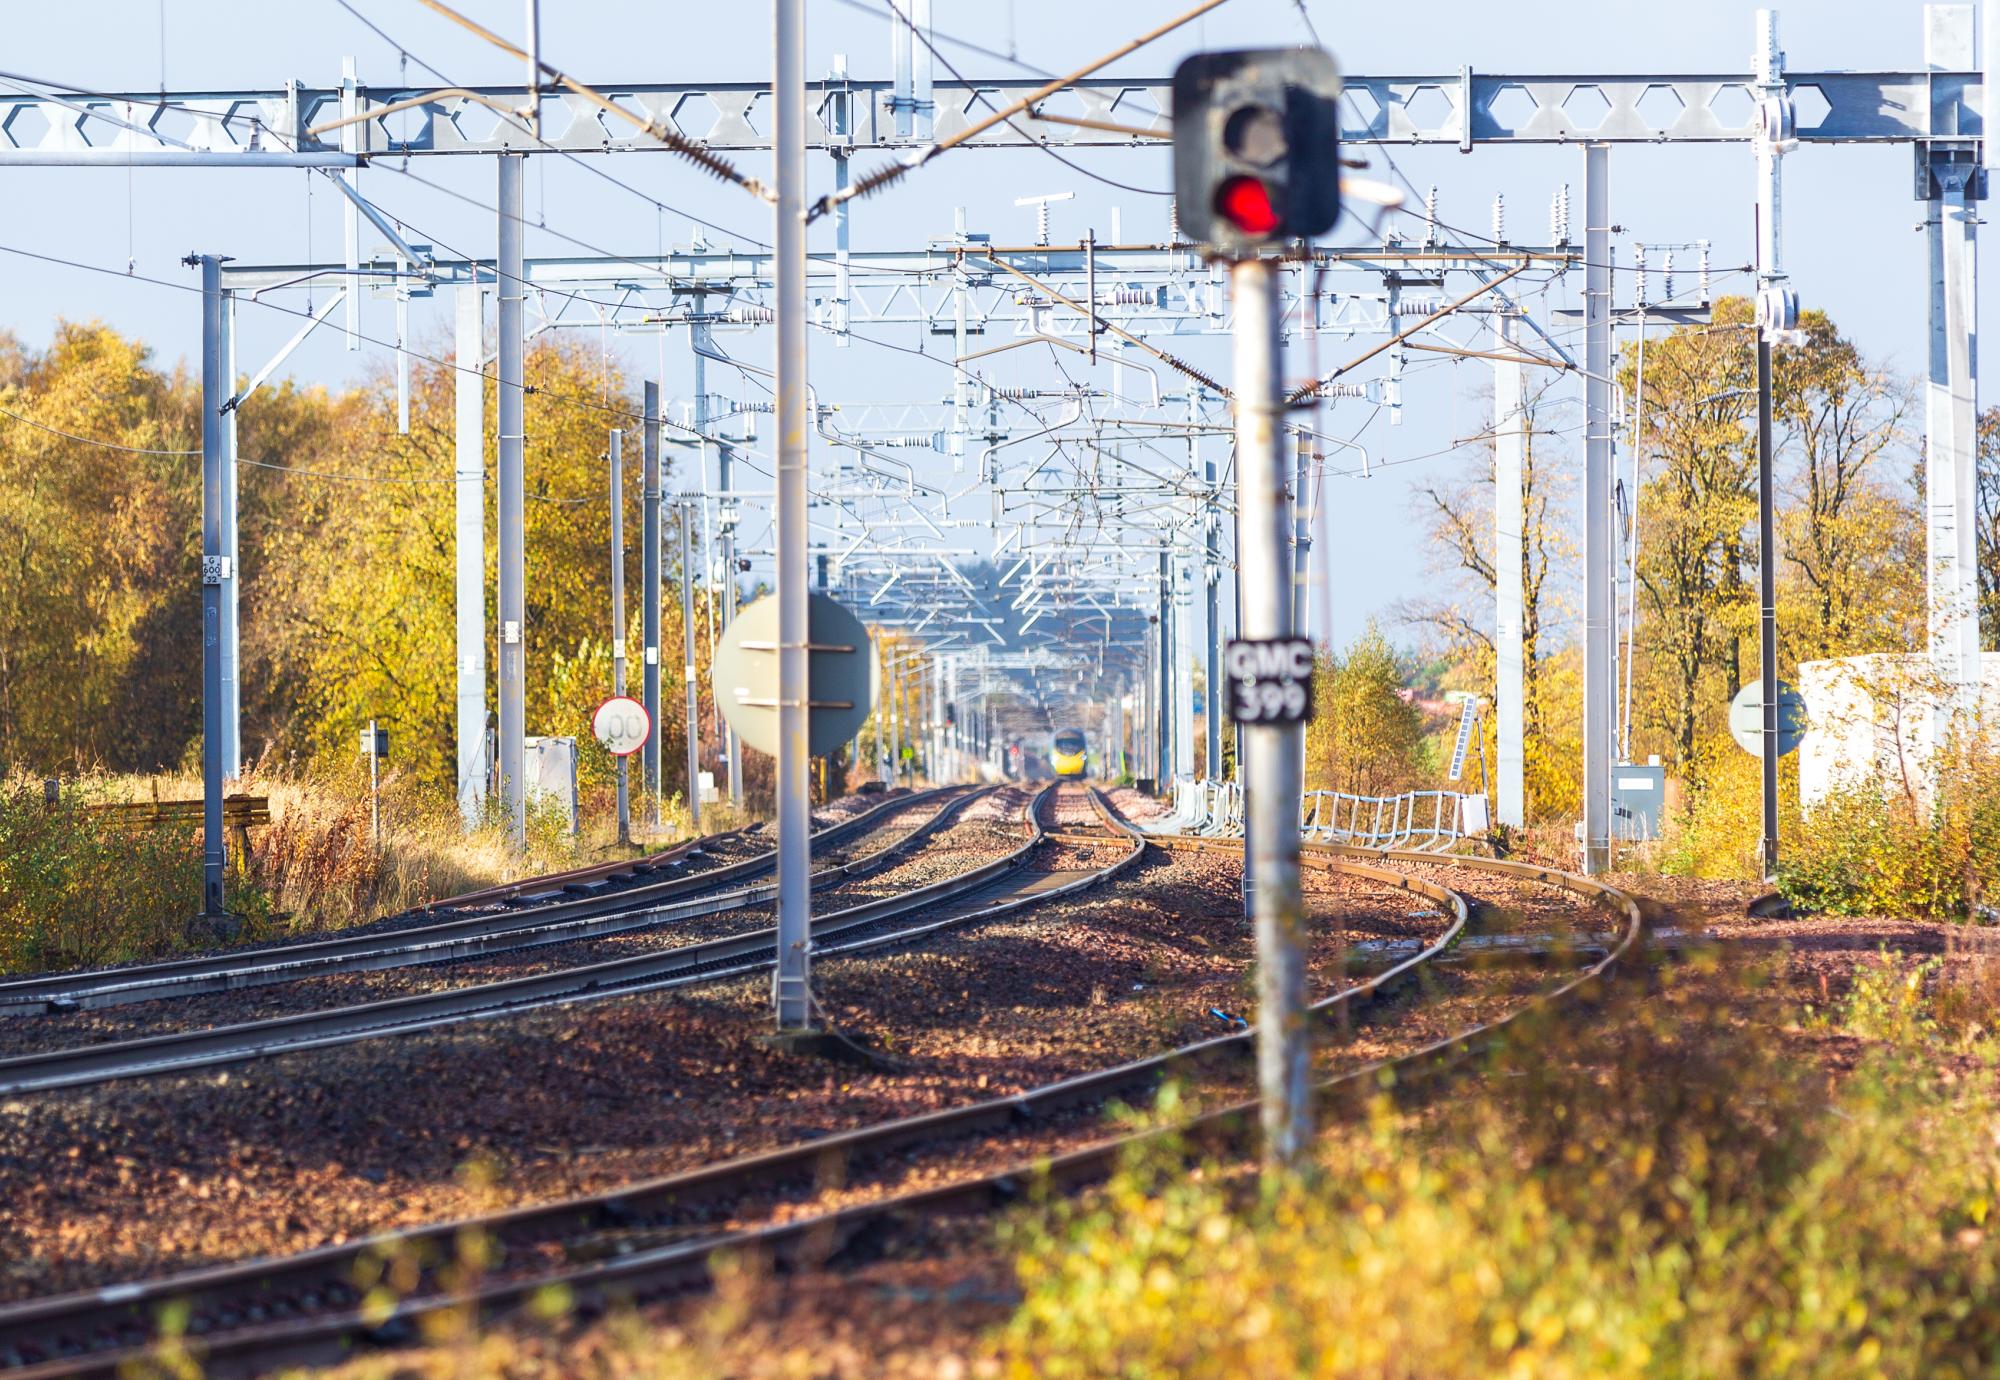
1051;727;1088;778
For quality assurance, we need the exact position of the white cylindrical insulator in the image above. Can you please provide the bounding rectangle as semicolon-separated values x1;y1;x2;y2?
1393;297;1445;316
1662;252;1675;305
1100;287;1152;307
727;305;776;324
1168;199;1181;243
1492;192;1505;244
1698;241;1712;304
1635;245;1648;308
1424;185;1439;243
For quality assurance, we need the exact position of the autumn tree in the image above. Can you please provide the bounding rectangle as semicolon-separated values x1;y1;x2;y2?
1772;310;1920;659
0;322;201;772
1305;624;1426;797
1401;371;1574;818
1623;296;1759;774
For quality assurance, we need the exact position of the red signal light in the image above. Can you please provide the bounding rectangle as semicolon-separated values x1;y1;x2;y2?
1214;175;1280;236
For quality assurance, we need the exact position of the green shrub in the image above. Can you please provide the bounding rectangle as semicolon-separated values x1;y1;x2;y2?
0;775;270;972
1780;742;2000;918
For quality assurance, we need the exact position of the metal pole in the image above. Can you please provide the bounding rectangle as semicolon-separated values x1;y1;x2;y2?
1232;256;1308;1171
642;382;663;826
496;152;528;846
1157;551;1171;785
1923;2;1984;723
1757;339;1780;878
1292;428;1311;640
195;253;228;919
1494;311;1526;829
718;402;744;807
773;0;813;1031
679;500;703;831
610;430;630;846
887;657;900;785
219;291;240;779
367;718;381;852
455;281;487;831
523;0;542;139
1581;143;1614;875
1205;454;1222;783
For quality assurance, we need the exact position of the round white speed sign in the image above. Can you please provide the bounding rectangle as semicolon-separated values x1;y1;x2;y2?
591;695;652;757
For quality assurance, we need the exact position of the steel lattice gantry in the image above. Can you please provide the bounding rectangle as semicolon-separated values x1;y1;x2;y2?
7;3;1986;880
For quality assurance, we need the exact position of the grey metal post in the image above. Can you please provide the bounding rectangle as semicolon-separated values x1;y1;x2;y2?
1157;550;1171;785
1581;143;1614;874
1232;256;1308;1170
773;0;813;1031
1923;5;1984;718
716;378;744;807
1494;311;1527;829
1205;454;1222;783
887;658;900;784
679;500;703;832
642;383;663;824
219;291;240;779
1175;559;1196;781
195;254;228;918
1757;340;1780;877
609;430;630;846
1292;428;1312;640
455;281;487;831
366;718;382;851
496;153;528;846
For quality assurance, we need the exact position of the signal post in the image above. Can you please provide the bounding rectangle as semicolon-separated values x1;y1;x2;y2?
1174;48;1341;1173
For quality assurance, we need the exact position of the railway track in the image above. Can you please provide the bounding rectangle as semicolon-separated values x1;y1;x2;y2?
0;796;1641;1377
0;788;963;1019
0;784;1120;1096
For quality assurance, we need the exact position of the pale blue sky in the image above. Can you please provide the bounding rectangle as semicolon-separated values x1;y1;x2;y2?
0;0;1982;652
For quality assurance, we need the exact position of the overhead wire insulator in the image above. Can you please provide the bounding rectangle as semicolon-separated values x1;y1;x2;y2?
1491;192;1505;245
1662;251;1676;305
725;304;776;324
1423;185;1439;248
1698;240;1712;305
1635;244;1648;308
1391;296;1446;317
1552;184;1571;246
1099;287;1154;307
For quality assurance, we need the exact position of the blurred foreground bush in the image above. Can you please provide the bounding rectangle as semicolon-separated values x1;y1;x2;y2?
1004;970;2000;1378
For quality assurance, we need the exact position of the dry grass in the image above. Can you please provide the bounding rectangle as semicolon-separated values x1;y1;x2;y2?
0;767;759;975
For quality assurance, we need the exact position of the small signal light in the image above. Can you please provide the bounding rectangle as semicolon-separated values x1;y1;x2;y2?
1215;176;1281;236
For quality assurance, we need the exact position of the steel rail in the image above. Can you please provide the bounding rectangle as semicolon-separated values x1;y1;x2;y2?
151;830;1631;1378
0;788;963;1017
0;786;1012;1094
0;788;1450;1374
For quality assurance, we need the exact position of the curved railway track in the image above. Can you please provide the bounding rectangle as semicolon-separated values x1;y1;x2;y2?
0;784;1124;1096
0;797;1641;1377
0;788;964;1020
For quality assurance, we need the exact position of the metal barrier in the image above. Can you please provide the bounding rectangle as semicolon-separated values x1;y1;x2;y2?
1154;780;1484;849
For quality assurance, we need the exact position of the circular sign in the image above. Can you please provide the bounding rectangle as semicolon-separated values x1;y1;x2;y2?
591;695;652;757
1728;680;1807;759
712;593;879;758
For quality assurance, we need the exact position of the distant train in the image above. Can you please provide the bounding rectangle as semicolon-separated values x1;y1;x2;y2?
1051;728;1088;779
